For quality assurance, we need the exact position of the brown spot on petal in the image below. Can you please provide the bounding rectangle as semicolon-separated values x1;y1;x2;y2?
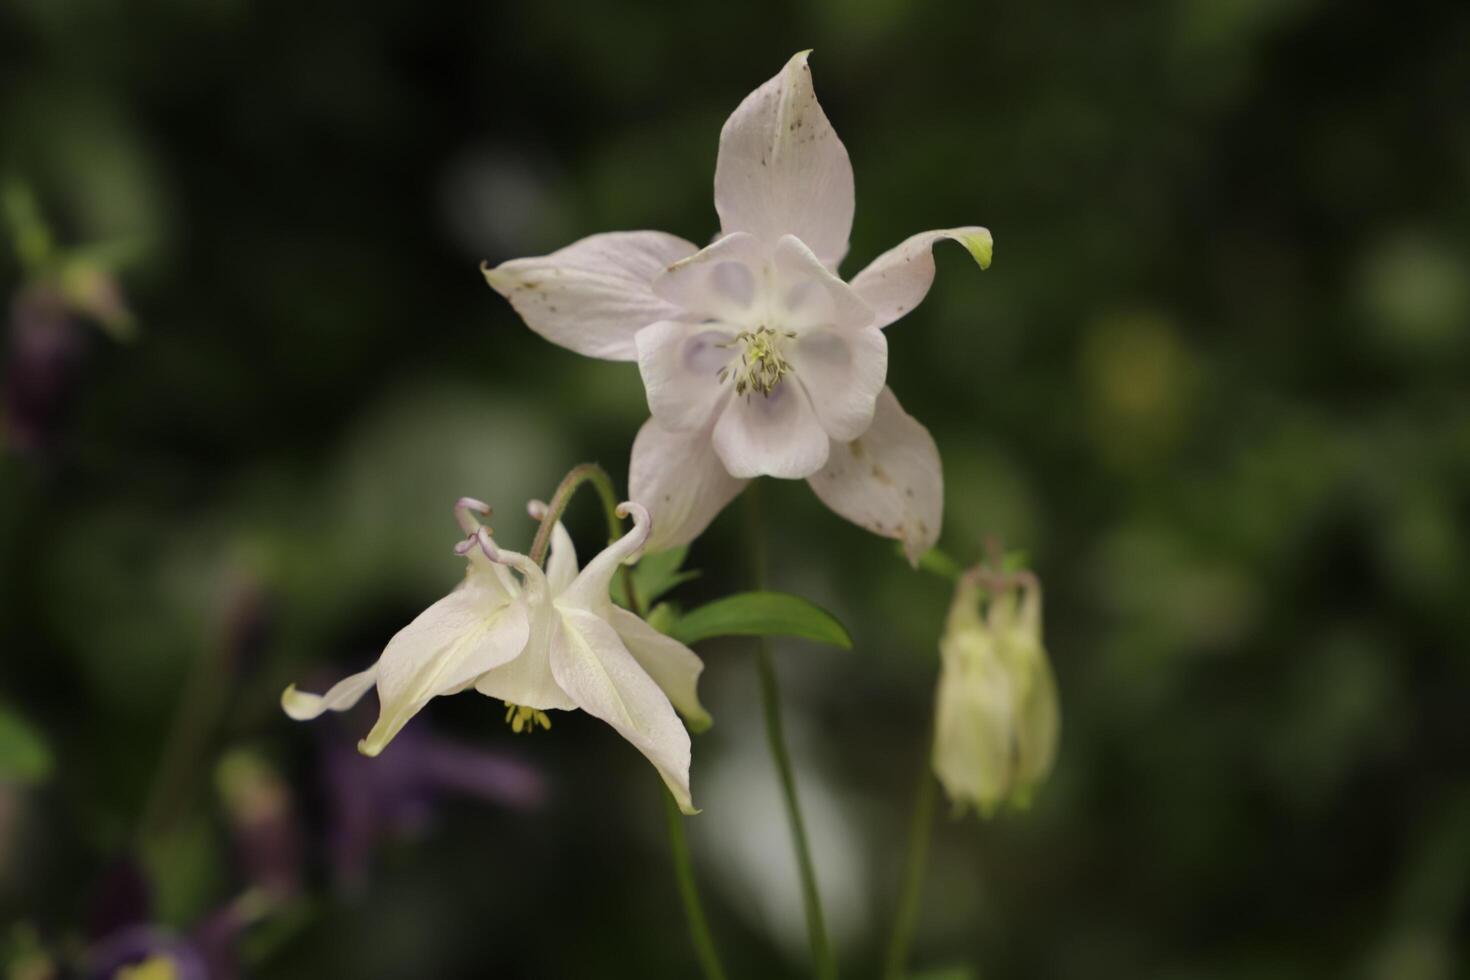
871;464;891;485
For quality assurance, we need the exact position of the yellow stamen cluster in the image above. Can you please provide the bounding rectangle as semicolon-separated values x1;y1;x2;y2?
718;326;797;398
504;702;552;734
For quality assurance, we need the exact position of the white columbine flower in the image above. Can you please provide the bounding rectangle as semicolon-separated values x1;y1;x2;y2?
483;51;991;563
282;498;710;813
932;568;1059;815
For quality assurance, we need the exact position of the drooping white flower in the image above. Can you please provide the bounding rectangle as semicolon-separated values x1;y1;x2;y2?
281;498;531;757
282;498;710;813
472;500;710;813
931;568;1058;815
484;51;990;563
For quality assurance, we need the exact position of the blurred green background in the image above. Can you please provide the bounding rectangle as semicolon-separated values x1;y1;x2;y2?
3;0;1469;976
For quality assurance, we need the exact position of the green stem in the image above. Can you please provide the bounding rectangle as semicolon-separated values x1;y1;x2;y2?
137;624;235;840
528;461;641;610
562;468;725;980
528;462;622;564
746;485;836;979
663;788;728;980
883;754;938;980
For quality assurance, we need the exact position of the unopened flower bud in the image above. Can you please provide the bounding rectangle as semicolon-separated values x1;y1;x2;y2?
932;567;1058;815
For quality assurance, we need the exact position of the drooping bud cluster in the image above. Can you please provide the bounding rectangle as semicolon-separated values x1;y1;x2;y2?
932;564;1058;815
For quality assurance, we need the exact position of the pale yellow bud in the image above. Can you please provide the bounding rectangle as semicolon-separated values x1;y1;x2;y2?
932;570;1059;815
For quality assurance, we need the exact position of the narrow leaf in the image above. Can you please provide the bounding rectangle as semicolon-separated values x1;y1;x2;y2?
1002;549;1031;573
906;545;1031;583
669;591;852;649
612;545;701;608
907;545;963;581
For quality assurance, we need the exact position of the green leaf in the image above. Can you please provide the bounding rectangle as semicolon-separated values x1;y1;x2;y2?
1001;549;1030;573
0;706;52;783
905;545;1032;583
141;814;225;925
669;591;852;649
908;545;964;581
645;601;679;635
612;545;701;608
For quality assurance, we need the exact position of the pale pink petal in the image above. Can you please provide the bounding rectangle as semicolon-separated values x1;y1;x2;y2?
807;387;942;565
650;232;766;321
847;227;993;330
712;381;830;479
628;418;748;552
789;324;888;442
483;231;697;360
713;51;855;271
772;234;873;331
635;320;736;432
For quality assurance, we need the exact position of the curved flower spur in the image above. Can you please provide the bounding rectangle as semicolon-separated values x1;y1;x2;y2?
484;51;991;563
282;497;710;813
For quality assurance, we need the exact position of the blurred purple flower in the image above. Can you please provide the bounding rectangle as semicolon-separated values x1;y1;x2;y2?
3;286;86;454
319;723;546;889
83;862;243;980
87;923;212;980
85;859;151;945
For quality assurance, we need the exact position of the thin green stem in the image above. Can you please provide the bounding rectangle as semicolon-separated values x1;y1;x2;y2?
884;752;938;980
746;485;836;979
137;623;235;840
527;461;642;609
662;788;728;980
528;462;622;565
522;463;640;621
568;473;724;980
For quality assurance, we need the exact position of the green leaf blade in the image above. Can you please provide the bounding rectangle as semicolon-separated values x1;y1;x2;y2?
613;545;702;608
669;591;852;649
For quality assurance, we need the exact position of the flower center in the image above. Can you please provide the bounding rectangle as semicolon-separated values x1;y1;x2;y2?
717;325;797;398
503;702;552;734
